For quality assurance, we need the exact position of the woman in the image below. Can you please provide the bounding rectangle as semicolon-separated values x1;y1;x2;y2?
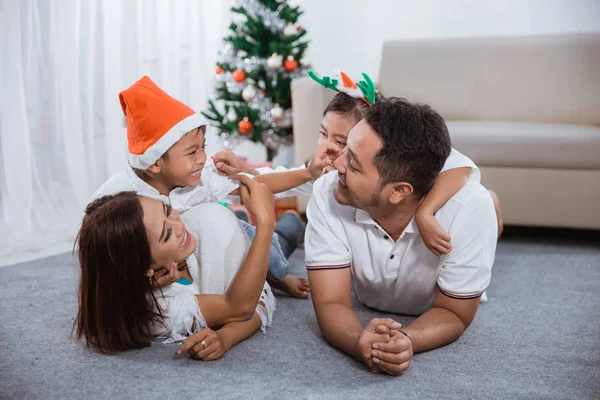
75;175;277;360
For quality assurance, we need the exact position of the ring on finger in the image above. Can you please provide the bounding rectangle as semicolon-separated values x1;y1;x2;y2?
201;340;208;349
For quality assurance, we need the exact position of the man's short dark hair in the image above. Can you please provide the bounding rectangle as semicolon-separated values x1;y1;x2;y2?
365;97;452;198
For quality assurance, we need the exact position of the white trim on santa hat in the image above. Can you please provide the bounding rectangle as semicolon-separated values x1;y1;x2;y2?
128;113;205;170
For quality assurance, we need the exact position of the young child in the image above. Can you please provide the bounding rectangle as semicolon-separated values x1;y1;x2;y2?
91;76;337;298
212;69;504;260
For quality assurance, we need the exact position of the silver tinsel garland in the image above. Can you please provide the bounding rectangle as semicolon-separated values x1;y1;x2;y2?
237;0;286;34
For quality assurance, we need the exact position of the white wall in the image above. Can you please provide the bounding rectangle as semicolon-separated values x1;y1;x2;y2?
301;0;600;81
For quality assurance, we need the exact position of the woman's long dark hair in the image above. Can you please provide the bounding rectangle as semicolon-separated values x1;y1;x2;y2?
75;191;163;353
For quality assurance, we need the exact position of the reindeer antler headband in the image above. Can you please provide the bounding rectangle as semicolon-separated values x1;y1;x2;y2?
307;69;377;106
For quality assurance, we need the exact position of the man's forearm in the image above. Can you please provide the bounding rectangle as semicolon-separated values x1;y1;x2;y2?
401;307;467;353
253;169;314;194
315;302;364;360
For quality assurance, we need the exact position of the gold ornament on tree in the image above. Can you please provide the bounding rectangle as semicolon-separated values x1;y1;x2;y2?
226;109;237;122
242;85;257;102
267;53;283;70
270;104;284;121
283;23;297;37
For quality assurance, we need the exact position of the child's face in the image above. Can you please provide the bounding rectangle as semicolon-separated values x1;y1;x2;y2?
159;127;207;189
317;112;357;150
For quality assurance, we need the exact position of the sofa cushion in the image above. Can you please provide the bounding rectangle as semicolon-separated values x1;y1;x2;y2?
447;121;600;169
379;33;600;125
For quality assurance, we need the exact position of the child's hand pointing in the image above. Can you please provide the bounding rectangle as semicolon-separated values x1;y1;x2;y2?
308;143;341;179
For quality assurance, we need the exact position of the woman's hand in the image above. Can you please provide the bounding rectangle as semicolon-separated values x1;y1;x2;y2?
234;174;275;229
177;328;230;361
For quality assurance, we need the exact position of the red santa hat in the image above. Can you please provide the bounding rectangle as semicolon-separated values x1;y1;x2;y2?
119;76;205;169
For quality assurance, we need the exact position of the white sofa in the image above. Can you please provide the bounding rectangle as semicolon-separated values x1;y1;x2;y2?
291;32;600;230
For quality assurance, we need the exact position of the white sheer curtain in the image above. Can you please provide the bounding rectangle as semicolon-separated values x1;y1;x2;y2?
0;0;233;261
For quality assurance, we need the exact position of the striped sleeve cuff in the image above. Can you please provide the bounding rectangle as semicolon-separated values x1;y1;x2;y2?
439;286;484;300
306;263;351;271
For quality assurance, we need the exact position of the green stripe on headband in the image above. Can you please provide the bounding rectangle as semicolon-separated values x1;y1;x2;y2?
307;70;339;92
308;70;377;105
357;73;376;105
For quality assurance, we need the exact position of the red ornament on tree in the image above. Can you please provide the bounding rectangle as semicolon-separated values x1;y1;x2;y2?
297;25;303;31
216;65;224;75
284;56;297;72
232;69;246;83
238;118;253;134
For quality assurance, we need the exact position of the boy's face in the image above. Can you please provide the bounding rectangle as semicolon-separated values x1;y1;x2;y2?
156;126;207;189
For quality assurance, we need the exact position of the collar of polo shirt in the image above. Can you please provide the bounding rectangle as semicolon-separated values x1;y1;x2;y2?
354;209;417;234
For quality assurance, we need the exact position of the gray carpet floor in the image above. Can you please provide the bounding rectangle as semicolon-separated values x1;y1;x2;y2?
1;236;599;400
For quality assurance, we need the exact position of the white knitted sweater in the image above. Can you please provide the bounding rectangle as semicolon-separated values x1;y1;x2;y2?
150;203;276;341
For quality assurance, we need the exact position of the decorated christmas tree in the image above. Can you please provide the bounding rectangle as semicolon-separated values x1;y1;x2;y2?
202;0;310;161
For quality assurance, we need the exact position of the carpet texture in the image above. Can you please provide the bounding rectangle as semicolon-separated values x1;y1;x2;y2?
1;236;599;399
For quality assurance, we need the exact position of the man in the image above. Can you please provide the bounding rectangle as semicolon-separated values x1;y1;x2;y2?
305;97;498;376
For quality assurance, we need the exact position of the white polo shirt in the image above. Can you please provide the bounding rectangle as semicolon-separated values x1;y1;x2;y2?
445;148;480;183
91;163;239;211
305;163;496;316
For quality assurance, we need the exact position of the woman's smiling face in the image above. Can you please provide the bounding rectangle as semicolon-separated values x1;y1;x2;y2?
138;196;197;270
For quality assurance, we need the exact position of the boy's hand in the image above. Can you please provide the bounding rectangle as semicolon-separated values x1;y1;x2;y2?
415;211;452;256
212;150;258;176
177;328;229;361
234;174;275;229
308;143;341;179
